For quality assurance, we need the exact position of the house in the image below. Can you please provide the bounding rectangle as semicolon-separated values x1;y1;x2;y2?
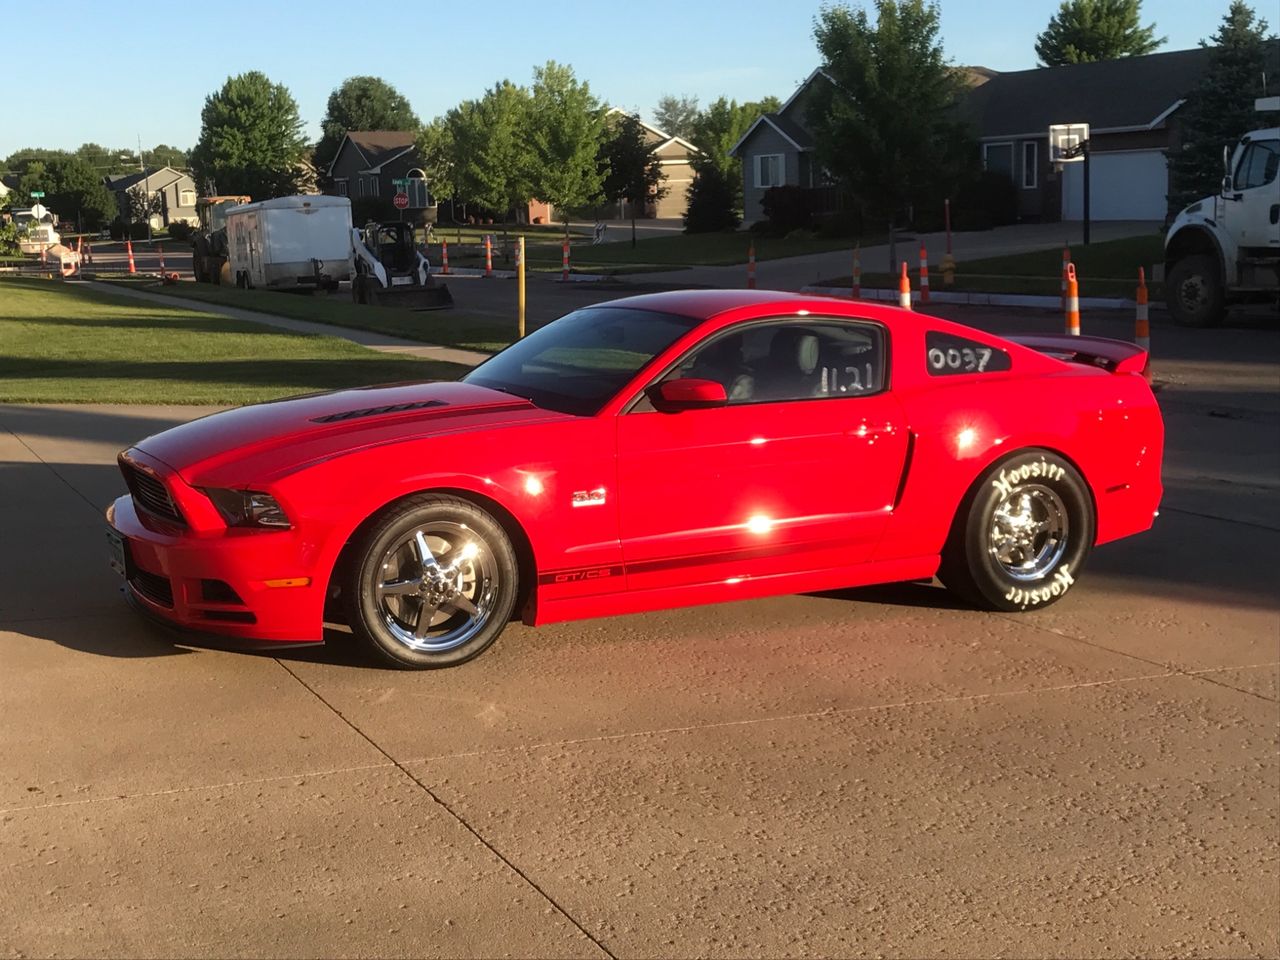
610;111;701;220
105;167;199;227
729;68;833;226
733;43;1279;225
960;45;1277;222
325;130;425;207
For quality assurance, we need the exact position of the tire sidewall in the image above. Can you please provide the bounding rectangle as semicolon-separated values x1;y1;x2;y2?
347;498;518;668
1167;254;1223;327
963;450;1094;611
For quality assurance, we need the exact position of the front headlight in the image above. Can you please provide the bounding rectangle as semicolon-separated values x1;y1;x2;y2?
203;488;291;529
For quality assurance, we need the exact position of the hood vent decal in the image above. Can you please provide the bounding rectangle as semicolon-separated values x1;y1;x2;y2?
310;400;447;424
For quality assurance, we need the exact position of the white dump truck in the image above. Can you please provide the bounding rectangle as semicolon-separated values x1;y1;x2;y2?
225;195;354;290
1164;98;1280;326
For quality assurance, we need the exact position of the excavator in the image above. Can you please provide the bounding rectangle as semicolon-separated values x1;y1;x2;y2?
351;221;453;309
191;195;250;284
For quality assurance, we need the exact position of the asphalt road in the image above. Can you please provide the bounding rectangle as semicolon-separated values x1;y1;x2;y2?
0;300;1276;957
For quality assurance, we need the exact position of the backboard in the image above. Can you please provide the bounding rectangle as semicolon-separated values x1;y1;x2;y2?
1049;123;1089;164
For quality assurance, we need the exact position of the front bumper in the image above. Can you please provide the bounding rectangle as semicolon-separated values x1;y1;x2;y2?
107;494;326;645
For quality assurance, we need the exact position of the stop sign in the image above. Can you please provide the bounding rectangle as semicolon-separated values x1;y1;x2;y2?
393;192;409;209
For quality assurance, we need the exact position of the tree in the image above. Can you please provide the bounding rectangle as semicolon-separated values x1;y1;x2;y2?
38;155;118;230
528;61;606;237
147;144;191;170
1035;0;1165;66
688;95;782;209
190;71;308;199
1169;2;1279;211
654;94;700;140
808;1;976;267
683;163;741;233
315;76;419;177
446;80;535;228
415;118;455;202
600;111;667;245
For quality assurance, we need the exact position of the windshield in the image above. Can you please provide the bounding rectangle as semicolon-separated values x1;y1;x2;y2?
464;306;700;415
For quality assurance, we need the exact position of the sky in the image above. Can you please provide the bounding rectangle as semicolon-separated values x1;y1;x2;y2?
0;0;1240;159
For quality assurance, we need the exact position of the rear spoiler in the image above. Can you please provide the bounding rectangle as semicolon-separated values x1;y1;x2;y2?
1008;334;1149;375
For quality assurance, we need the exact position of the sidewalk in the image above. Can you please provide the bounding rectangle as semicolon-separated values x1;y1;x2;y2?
627;220;1163;291
83;281;491;367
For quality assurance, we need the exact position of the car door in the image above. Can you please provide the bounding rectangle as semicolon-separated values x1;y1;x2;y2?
1228;137;1280;251
615;319;908;594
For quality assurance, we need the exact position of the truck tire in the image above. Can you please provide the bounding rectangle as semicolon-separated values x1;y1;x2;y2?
191;238;208;283
1166;254;1224;327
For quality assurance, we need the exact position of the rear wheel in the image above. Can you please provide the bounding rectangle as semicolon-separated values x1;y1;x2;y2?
1166;253;1224;327
344;495;518;668
939;450;1094;611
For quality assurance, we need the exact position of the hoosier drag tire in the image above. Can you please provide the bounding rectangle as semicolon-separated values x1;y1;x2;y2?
939;449;1095;612
344;495;519;668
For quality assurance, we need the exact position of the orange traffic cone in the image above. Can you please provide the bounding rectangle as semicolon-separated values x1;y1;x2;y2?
126;239;137;275
1065;264;1080;336
440;239;450;275
561;238;570;281
484;235;493;278
1135;267;1150;352
898;262;912;310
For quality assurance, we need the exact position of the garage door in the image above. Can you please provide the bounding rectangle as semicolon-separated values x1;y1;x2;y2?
1062;149;1168;221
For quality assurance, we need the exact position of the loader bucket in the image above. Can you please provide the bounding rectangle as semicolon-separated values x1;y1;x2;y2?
374;282;454;311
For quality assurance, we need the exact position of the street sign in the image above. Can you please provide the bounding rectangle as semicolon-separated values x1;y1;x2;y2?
393;193;409;209
30;191;45;198
30;203;47;220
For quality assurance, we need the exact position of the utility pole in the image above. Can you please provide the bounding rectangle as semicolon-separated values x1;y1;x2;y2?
138;135;152;242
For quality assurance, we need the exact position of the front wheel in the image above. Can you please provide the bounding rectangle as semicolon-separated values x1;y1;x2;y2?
939;450;1094;611
1166;253;1224;327
344;495;518;668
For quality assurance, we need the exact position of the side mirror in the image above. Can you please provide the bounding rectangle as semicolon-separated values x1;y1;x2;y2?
648;378;728;413
1223;143;1232;175
1221;175;1233;195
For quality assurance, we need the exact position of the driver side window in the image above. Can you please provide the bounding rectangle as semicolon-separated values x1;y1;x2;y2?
1234;139;1280;190
669;320;886;405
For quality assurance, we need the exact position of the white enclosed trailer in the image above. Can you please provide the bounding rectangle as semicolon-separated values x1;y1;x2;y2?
225;195;354;290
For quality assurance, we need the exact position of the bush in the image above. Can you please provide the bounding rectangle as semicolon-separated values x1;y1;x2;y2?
108;218;127;240
683;165;741;234
951;170;1018;230
128;221;149;241
165;221;193;242
0;218;18;255
759;185;813;236
815;208;865;239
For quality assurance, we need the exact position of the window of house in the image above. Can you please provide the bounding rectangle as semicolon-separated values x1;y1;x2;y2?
370;177;380;197
334;179;348;197
357;178;365;198
755;154;784;189
983;142;1014;179
179;189;196;207
1021;141;1038;189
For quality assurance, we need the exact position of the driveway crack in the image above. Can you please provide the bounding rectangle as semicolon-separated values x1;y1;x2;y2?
272;658;615;959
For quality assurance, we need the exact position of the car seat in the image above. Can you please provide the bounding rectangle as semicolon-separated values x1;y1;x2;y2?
758;329;822;400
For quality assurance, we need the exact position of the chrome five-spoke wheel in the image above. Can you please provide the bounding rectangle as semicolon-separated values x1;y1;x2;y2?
347;495;518;668
988;485;1068;582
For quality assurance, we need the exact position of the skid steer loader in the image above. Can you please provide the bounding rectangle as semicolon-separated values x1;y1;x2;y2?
351;222;453;309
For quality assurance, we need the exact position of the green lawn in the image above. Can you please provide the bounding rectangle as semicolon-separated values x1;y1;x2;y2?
819;234;1166;298
0;278;469;404
105;280;523;354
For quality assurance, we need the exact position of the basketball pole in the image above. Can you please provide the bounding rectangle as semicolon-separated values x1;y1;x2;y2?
1082;139;1092;246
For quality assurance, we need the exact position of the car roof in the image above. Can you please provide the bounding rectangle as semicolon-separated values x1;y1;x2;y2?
595;289;817;320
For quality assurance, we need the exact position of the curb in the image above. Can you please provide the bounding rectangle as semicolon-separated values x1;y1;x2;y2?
800;285;1151;311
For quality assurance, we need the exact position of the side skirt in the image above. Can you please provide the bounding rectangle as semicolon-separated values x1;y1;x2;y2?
530;555;941;626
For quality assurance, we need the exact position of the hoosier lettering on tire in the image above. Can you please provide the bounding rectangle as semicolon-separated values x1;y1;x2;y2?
939;449;1095;612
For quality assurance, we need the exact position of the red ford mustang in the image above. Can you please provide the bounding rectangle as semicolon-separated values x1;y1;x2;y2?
107;290;1163;668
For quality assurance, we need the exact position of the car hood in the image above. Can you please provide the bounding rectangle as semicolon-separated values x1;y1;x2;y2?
132;381;560;484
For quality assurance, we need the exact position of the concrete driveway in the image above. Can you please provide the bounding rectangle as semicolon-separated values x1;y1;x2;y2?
0;303;1276;958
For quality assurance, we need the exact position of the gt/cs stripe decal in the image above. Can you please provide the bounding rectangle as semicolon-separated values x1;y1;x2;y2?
538;538;851;585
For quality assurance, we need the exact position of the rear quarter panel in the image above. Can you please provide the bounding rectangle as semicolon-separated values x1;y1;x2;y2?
877;319;1163;562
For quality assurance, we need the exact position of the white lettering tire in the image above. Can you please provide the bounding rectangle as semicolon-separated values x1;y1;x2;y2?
939;450;1095;612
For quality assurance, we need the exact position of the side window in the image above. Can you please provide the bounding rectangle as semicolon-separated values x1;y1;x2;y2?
925;331;1011;376
671;321;886;405
1235;139;1280;190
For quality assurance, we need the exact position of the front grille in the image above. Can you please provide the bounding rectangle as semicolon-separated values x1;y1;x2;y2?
130;569;174;608
120;459;185;526
201;579;244;604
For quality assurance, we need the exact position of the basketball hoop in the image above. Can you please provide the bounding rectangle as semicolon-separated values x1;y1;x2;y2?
1049;123;1089;171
